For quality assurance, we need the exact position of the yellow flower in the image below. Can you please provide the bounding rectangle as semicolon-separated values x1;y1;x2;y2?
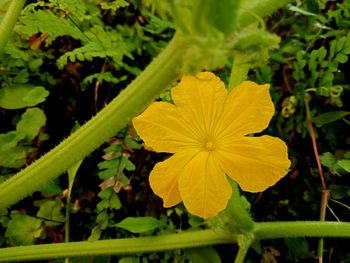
133;72;290;219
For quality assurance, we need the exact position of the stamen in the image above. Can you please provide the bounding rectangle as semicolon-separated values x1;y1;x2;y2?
206;141;216;151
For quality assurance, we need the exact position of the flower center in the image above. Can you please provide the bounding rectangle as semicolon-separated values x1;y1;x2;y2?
205;141;216;151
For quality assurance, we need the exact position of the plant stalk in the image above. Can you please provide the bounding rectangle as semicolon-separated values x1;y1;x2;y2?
0;229;234;262
0;0;25;54
0;33;188;208
1;222;350;262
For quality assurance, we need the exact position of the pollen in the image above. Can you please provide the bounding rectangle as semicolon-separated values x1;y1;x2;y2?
205;141;216;151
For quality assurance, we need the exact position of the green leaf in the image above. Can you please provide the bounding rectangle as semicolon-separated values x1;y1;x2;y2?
98;187;113;199
16;107;46;141
335;53;348;63
0;131;27;168
39;181;62;195
329;185;349;199
0;85;49;109
319;152;336;168
289;6;316;16
6;215;43;245
313;111;350;126
185;246;221;263
36;200;65;226
115;217;167;233
109;194;121;210
88;225;102;242
100;0;129;12
17;10;88;44
338;160;350;173
120;156;136;172
124;137;141;150
285;238;312;260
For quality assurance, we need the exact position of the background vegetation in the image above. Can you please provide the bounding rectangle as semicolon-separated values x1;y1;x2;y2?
0;0;349;262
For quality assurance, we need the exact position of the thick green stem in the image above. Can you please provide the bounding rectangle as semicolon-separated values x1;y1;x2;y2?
254;222;350;239
0;229;234;262
0;34;188;208
1;221;350;262
0;0;25;54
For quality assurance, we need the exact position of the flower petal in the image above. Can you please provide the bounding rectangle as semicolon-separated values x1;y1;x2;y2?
133;102;198;153
171;72;228;138
178;151;232;219
217;136;290;192
149;149;199;207
216;81;274;139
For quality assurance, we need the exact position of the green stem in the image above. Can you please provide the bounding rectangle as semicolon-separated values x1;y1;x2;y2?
254;221;350;239
227;181;255;232
1;221;350;262
234;235;253;263
0;0;25;54
0;229;234;262
0;33;188;209
228;52;251;91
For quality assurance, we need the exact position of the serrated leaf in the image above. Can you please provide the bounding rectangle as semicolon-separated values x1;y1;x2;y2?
16;107;46;141
98;187;113;199
185;246;221;263
17;10;87;44
0;85;49;109
124;137;141;150
109;194;121;210
313;111;350;126
115;217;167;233
6;215;43;245
98;166;118;180
98;159;120;170
338;160;350;173
36;200;65;226
120;157;136;171
97;199;109;211
335;53;348;63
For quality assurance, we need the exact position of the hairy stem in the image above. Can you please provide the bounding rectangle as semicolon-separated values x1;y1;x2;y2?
1;221;350;262
0;229;235;262
0;33;188;208
0;0;292;209
0;0;25;53
254;221;350;239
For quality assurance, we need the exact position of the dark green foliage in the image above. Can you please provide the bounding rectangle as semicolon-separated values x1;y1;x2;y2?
0;0;349;262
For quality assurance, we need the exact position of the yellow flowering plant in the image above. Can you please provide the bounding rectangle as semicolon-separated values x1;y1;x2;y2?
1;1;350;263
133;72;291;219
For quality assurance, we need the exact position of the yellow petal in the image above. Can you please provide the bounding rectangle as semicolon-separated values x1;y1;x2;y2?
178;151;232;219
216;81;274;139
217;136;290;192
149;149;199;207
133;102;199;153
171;72;228;138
